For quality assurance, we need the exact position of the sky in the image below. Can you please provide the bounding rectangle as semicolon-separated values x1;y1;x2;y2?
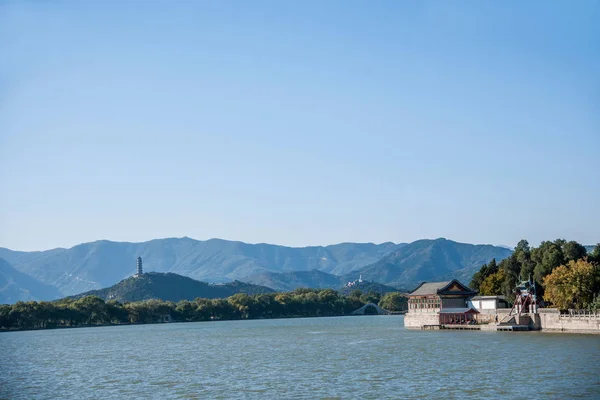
1;1;599;251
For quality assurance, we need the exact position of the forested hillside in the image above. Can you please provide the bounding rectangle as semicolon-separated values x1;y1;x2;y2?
70;272;274;303
242;269;344;292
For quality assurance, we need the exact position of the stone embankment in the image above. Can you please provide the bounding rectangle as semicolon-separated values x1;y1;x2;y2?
405;309;600;333
536;309;600;333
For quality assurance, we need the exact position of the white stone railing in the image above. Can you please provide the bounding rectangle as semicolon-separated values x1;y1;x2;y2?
560;310;600;318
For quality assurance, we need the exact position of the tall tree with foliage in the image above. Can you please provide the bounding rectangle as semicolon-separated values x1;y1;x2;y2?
562;241;587;263
500;255;522;298
469;264;487;293
532;240;566;285
514;240;534;280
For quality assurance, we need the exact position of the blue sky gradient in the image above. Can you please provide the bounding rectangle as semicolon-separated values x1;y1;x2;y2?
1;1;599;250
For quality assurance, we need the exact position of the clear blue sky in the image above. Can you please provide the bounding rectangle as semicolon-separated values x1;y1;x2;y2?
1;1;599;251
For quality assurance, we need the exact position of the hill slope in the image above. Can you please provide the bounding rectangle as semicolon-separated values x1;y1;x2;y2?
349;238;512;288
0;258;63;304
242;269;345;292
70;272;274;303
0;239;400;297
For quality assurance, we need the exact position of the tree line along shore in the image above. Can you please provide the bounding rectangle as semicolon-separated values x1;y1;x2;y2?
0;289;407;332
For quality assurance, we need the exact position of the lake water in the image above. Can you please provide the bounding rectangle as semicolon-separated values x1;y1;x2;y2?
1;316;599;399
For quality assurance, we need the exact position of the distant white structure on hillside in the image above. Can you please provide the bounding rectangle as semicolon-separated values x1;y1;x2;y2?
345;274;364;288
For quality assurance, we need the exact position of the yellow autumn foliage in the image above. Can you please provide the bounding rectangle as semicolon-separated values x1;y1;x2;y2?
543;258;600;310
479;268;506;296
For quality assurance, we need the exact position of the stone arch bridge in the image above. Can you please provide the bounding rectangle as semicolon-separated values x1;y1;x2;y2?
351;303;389;315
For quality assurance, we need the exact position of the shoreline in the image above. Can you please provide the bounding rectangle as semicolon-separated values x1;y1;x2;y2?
0;313;404;334
3;313;599;335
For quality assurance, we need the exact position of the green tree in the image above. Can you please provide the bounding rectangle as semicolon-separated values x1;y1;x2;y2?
174;300;195;321
349;289;363;300
590;244;600;264
228;293;254;318
274;293;291;305
588;294;600;312
378;292;408;312
532;240;565;285
470;260;496;293
0;304;11;329
73;296;110;325
562;241;587;262
106;300;128;323
514;240;534;280
487;258;499;275
500;256;521;298
317;289;339;304
469;268;485;293
360;292;381;304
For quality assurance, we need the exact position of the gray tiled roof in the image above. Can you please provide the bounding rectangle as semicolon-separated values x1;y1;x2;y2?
409;281;451;296
471;295;507;300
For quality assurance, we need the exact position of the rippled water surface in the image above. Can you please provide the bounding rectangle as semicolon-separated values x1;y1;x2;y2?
1;316;599;399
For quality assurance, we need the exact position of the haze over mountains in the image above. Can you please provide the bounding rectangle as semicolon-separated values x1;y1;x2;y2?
0;237;516;303
0;258;63;303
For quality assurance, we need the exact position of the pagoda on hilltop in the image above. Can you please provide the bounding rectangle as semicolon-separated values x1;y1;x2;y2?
135;256;143;277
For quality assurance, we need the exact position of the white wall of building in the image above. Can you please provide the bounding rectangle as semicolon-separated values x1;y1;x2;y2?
480;299;497;310
468;298;506;311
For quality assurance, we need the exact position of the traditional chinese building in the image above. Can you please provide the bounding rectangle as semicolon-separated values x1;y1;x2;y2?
404;279;478;328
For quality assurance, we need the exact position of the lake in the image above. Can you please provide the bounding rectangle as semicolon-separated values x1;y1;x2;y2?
1;316;599;399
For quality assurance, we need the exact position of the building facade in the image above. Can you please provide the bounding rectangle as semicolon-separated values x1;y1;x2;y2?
405;279;478;328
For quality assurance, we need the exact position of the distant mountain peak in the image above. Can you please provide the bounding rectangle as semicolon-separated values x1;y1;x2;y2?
344;239;512;289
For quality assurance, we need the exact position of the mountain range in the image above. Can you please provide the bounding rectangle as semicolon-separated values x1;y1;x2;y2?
0;237;524;303
0;238;401;298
